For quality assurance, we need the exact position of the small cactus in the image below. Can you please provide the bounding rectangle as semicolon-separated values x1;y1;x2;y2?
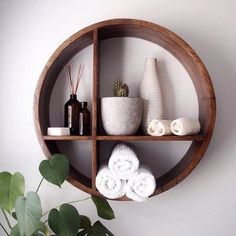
113;81;129;97
113;81;123;96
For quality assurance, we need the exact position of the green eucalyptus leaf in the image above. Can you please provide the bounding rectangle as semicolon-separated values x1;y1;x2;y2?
39;154;69;187
91;196;115;220
0;172;25;212
48;203;80;236
80;215;91;230
10;225;21;236
15;191;42;236
93;221;114;236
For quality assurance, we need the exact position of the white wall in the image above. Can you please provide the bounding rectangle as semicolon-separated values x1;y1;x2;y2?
0;0;236;235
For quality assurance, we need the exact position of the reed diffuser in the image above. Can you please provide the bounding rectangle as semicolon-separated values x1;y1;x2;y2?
64;64;84;135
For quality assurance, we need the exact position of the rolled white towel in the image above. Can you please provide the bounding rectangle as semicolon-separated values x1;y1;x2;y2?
171;117;201;136
108;143;139;180
126;165;156;202
95;164;126;199
147;119;172;136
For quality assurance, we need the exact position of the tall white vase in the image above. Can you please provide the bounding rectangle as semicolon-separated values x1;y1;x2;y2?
140;58;164;134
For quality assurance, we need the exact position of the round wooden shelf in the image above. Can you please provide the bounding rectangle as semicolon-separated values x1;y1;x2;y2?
34;19;216;200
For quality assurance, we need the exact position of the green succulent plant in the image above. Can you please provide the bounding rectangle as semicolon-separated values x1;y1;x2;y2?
112;81;129;97
112;81;123;96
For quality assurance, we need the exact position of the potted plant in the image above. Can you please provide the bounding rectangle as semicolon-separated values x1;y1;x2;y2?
101;81;142;135
0;154;115;236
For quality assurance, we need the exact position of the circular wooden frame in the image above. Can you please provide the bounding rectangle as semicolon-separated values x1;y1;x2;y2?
34;19;216;200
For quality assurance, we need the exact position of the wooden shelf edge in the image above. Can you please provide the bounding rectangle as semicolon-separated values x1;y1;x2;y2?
43;135;92;140
96;135;205;141
43;135;205;141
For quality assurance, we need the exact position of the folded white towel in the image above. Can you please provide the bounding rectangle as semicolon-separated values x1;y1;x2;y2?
171;117;201;136
95;164;126;199
126;165;156;202
108;143;139;180
147;119;172;136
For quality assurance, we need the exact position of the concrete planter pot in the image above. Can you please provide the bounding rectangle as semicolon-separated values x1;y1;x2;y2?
101;97;142;135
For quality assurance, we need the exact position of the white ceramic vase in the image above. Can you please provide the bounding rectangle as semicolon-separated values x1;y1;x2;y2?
140;58;164;134
101;97;142;135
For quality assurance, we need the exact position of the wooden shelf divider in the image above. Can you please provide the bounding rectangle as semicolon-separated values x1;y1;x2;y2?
92;29;100;190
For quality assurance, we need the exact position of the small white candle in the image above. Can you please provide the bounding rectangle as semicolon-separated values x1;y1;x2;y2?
47;127;70;136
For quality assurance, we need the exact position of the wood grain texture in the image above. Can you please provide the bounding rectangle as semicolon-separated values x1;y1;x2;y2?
33;19;216;200
43;135;92;140
96;135;205;141
92;30;100;189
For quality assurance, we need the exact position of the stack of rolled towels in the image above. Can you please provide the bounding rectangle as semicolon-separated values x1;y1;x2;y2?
147;117;201;136
96;143;156;202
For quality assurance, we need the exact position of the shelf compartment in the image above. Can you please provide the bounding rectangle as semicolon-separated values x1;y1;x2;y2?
98;140;192;180
69;166;92;189
96;135;205;141
42;140;93;191
43;135;92;141
55;140;93;186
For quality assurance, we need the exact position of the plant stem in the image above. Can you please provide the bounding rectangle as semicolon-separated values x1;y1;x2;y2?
1;209;12;230
36;178;44;194
43;219;48;224
42;196;91;217
0;222;9;236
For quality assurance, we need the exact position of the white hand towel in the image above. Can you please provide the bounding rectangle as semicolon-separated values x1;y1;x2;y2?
126;165;156;202
108;143;139;180
147;119;172;136
95;164;126;199
171;117;201;136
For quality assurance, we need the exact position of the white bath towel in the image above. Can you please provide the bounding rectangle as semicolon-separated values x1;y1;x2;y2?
95;164;126;199
171;117;201;136
108;143;139;180
126;166;156;202
147;119;172;136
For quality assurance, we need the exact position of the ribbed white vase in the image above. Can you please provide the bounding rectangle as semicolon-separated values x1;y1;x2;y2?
140;58;164;134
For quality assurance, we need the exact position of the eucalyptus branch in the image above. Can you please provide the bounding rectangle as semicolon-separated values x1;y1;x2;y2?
42;196;91;217
36;178;44;194
0;222;9;236
1;209;12;230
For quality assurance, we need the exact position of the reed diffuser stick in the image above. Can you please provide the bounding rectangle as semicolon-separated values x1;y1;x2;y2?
64;65;73;94
65;63;84;95
67;64;74;94
75;64;84;94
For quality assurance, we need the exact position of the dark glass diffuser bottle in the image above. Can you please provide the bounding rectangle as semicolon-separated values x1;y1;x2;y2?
79;102;90;135
64;94;80;135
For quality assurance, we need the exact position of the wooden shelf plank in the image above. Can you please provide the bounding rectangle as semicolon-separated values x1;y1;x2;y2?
43;135;205;141
96;135;205;141
43;135;92;141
